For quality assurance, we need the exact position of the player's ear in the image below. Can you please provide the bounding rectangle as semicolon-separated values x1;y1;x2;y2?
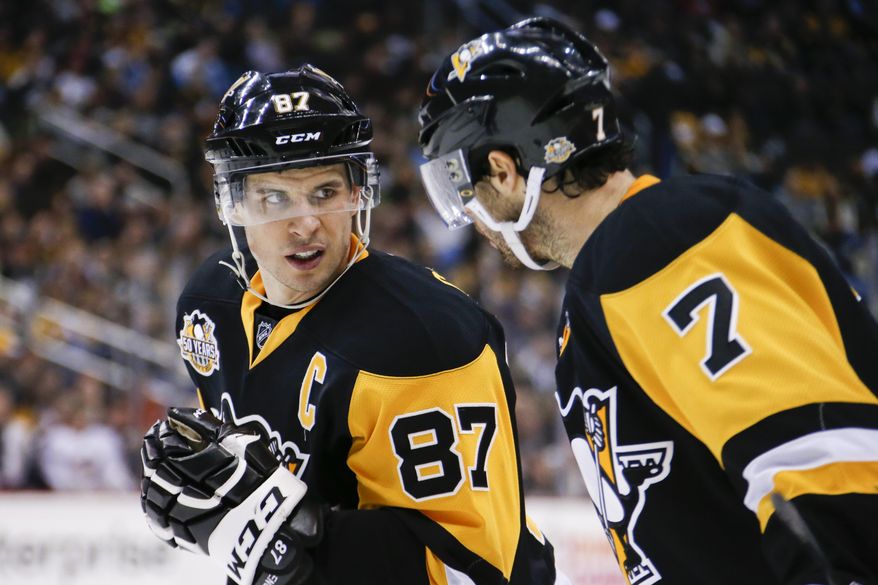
486;150;520;195
350;184;360;205
346;184;360;218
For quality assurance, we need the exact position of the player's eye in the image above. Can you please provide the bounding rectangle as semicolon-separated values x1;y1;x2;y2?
262;191;291;206
314;187;337;201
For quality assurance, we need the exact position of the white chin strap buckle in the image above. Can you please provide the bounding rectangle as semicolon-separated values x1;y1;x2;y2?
465;167;559;271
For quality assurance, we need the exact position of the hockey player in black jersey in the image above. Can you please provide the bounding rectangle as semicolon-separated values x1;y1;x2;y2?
418;17;878;585
139;65;562;585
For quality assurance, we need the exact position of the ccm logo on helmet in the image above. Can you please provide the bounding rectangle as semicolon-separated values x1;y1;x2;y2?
275;132;322;145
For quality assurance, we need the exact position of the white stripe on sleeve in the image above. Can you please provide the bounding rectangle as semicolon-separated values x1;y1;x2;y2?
741;428;878;513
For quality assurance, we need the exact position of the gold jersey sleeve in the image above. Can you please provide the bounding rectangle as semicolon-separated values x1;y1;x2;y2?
347;343;522;581
599;211;878;529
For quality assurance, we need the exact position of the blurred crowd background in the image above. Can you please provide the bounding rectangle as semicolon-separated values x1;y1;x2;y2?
0;0;876;496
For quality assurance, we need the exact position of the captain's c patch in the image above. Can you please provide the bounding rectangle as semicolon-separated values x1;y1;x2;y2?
178;309;220;376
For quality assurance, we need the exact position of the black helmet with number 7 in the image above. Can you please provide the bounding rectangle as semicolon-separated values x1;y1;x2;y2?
417;18;621;269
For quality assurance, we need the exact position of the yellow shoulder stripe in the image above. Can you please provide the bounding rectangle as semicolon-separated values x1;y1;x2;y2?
758;460;878;531
526;514;546;544
425;549;449;585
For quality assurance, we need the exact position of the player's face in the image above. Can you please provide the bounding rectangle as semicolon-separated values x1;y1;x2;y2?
244;164;358;305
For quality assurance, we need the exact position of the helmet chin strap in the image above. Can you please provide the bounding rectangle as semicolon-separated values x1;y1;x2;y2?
464;166;559;271
218;192;374;310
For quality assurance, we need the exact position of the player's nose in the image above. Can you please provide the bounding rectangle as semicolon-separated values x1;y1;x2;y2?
286;213;321;238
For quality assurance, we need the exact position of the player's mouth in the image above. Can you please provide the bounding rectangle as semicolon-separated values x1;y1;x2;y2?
285;248;324;270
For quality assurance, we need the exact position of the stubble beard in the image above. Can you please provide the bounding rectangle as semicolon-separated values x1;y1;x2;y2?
472;206;561;269
473;220;522;267
475;181;560;268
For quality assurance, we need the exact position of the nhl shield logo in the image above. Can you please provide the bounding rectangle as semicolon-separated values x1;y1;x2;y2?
178;310;220;376
256;321;273;350
544;136;577;164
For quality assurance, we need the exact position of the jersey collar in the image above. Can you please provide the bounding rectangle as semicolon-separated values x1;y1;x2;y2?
619;174;661;206
240;234;369;369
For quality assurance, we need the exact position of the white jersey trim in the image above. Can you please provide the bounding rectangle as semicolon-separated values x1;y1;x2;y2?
443;563;476;585
742;427;878;513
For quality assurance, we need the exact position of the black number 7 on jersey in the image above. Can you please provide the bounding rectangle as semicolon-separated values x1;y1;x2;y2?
389;404;498;501
663;273;752;380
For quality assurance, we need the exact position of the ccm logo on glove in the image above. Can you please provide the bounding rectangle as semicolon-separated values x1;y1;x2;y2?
228;486;284;580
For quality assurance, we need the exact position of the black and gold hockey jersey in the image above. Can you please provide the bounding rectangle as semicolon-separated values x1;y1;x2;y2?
176;237;556;585
556;174;878;585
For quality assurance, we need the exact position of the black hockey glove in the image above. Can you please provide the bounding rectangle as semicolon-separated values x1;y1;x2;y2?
140;407;322;585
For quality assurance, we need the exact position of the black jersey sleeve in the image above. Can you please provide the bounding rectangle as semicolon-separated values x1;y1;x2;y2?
310;508;429;585
175;248;251;391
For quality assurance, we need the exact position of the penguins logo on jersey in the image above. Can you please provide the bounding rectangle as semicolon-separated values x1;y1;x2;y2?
178;310;220;376
558;386;673;585
218;393;310;477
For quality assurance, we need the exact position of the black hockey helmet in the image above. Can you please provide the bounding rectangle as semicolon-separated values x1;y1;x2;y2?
205;65;379;226
417;18;620;229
